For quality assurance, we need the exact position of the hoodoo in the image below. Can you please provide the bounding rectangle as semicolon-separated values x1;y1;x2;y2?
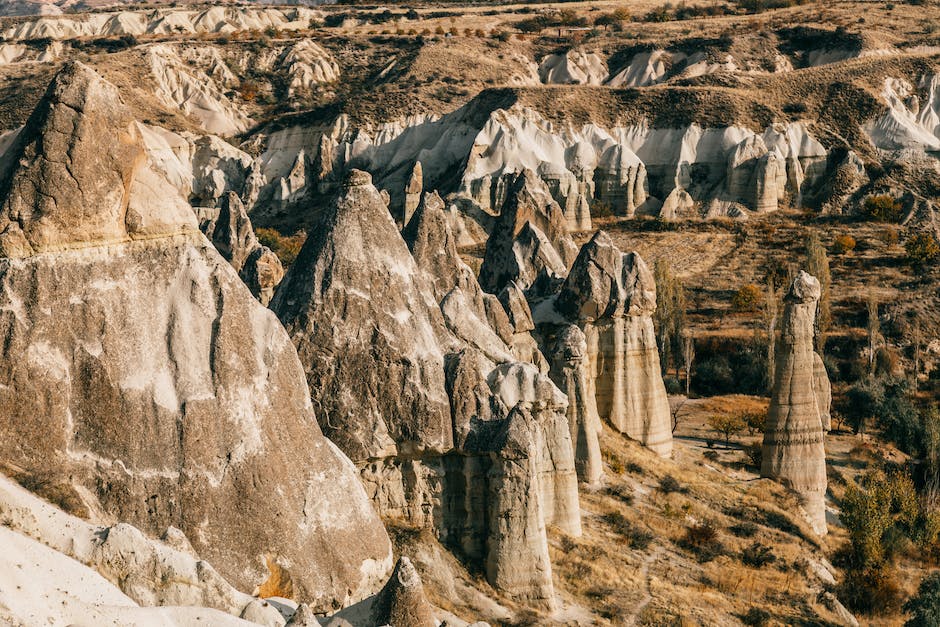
761;270;830;535
273;169;580;608
552;230;673;457
0;62;393;610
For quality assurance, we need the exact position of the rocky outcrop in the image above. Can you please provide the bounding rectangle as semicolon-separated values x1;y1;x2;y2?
369;556;435;627
272;170;453;463
403;161;423;227
199;192;284;305
0;63;393;611
273;170;580;608
538;50;608;85
549;325;603;484
478;170;578;294
551;231;673;457
761;271;829;535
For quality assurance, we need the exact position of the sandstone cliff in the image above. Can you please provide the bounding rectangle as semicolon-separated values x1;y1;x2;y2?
0;62;393;611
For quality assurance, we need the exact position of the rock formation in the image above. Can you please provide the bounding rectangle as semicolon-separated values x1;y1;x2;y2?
403;160;423;227
761;270;829;535
273;170;580;608
0;62;393;610
551;231;673;457
549;325;603;484
199;192;285;305
369;556;435;627
271;169;453;464
478;170;578;294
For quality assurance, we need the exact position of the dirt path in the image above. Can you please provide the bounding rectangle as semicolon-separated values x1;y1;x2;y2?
623;546;665;626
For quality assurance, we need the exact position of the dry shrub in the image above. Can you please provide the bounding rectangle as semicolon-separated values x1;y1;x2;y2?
680;521;724;562
839;566;903;615
732;284;763;312
256;227;306;267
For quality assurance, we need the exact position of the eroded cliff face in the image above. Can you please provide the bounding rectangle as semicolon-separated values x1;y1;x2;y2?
761;271;830;536
272;169;580;609
0;62;393;611
252;101;829;228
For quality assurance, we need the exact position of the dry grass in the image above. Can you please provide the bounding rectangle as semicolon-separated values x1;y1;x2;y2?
545;425;848;624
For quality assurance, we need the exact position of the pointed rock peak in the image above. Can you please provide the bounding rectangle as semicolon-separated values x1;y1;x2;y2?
369;556;435;627
622;251;656;316
286;603;319;626
346;168;373;188
497;280;534;334
0;61;195;258
402;190;450;256
501;169;568;242
789;270;821;303
556;229;624;322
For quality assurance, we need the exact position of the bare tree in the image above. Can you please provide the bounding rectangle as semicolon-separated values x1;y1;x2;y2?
682;331;695;397
671;397;689;434
867;295;881;377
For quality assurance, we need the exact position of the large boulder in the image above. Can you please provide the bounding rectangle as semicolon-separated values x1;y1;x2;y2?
761;271;829;535
0;62;393;611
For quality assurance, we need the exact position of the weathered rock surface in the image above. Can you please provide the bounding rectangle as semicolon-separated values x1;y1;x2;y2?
272;170;453;463
478;170;577;294
549;325;603;484
403;160;423;227
761;271;829;535
369;556;435;627
273;170;580;608
199;192;285;305
551;231;673;457
0;472;258;620
0;63;393;611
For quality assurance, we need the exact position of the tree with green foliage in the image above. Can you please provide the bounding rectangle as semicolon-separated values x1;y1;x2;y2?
905;573;940;627
654;258;686;378
707;413;747;447
861;194;904;222
805;231;831;352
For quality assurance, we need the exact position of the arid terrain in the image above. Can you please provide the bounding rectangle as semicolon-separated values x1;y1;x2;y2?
1;0;940;626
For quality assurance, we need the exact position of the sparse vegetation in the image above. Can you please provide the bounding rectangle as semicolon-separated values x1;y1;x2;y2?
256;228;306;267
732;284;763;312
861;194;904;222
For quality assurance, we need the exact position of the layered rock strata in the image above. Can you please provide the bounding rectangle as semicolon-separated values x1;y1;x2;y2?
0;62;393;611
761;271;830;535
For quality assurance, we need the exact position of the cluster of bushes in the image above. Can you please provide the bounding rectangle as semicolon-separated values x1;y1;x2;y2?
692;339;768;396
836;376;940;616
